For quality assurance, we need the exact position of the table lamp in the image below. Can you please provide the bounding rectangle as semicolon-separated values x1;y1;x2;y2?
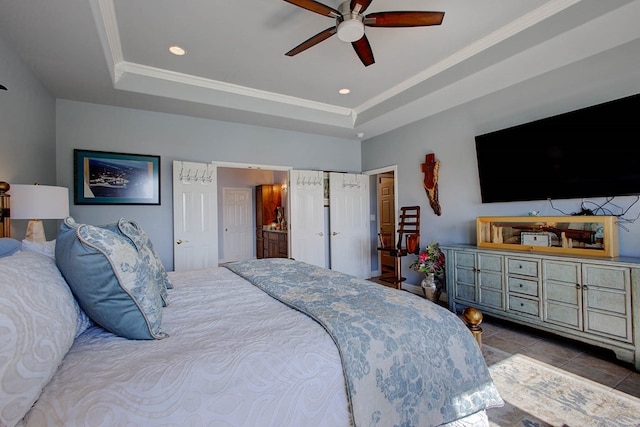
9;184;70;242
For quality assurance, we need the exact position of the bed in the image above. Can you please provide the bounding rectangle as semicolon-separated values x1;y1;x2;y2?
0;218;503;427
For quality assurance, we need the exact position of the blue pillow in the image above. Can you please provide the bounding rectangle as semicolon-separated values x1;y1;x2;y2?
101;219;171;306
0;238;21;258
55;218;167;340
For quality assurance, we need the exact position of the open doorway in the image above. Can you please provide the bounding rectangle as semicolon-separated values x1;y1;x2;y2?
377;171;397;283
215;162;290;264
365;165;398;284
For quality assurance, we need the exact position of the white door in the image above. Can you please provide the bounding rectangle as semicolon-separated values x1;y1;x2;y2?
172;161;218;271
329;172;371;279
289;170;326;268
222;187;252;263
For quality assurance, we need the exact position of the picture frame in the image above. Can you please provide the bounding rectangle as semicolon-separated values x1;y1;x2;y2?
74;149;160;205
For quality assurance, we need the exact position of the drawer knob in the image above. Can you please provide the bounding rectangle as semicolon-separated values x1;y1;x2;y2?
520;303;524;307
518;265;522;269
519;283;523;287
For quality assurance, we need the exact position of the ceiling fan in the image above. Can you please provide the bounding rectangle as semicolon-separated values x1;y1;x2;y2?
283;0;444;67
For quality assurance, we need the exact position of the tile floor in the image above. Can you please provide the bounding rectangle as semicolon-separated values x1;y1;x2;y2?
478;315;640;399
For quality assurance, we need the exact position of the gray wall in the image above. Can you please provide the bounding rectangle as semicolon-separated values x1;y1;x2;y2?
0;36;58;240
55;100;362;269
362;40;640;285
3;30;639;283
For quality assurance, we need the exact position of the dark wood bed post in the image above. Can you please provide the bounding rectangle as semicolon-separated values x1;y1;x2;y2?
0;181;10;238
462;307;483;348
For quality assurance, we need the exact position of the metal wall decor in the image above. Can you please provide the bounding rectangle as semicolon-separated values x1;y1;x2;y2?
421;153;441;216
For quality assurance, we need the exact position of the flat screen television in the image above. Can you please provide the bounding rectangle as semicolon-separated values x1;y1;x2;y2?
475;93;640;203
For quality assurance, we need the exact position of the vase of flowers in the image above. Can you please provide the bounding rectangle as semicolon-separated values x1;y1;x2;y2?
410;241;445;302
421;273;438;301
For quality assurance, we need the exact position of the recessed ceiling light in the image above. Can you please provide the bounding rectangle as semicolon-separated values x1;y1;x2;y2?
339;88;350;95
356;132;365;138
169;45;186;56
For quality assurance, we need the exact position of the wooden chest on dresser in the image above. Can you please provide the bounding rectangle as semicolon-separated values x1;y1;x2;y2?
443;244;640;371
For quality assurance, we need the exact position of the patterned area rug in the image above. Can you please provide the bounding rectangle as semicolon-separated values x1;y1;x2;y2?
483;345;640;427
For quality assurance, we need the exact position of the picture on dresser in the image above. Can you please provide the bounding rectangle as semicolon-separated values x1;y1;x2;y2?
74;149;160;205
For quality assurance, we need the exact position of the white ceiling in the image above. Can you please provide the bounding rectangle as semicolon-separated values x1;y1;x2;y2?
1;0;638;140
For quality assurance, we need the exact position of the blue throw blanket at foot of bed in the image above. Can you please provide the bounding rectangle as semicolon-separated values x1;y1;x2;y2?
225;258;503;427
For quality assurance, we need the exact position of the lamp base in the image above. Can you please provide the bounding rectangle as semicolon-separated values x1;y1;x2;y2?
25;220;46;242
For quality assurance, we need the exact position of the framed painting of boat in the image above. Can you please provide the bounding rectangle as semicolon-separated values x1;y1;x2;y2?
74;149;160;205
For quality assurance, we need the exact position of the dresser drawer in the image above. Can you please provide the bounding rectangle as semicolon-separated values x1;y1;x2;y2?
508;277;539;297
455;283;476;301
509;295;540;316
583;265;628;292
455;251;476;269
480;288;503;309
478;254;502;273
544;260;580;283
455;267;475;285
479;271;503;290
507;258;539;278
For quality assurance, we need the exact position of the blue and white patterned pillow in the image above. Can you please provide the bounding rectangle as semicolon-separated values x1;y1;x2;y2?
101;219;171;306
116;218;172;292
55;218;167;340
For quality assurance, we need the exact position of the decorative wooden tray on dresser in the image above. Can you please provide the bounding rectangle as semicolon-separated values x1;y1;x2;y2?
476;215;619;258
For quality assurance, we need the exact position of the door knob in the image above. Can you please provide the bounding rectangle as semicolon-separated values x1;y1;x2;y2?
177;239;189;245
317;232;324;236
332;231;340;236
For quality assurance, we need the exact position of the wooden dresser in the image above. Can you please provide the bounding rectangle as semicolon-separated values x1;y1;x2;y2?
443;244;640;371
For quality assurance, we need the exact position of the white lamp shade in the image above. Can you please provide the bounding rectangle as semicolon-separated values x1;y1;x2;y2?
9;184;70;220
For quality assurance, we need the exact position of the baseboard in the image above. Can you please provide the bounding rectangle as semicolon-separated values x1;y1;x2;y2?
403;282;422;296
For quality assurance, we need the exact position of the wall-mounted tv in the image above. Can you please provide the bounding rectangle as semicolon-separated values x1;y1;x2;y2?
475;93;640;203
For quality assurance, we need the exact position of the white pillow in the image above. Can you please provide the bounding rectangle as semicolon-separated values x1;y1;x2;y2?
21;239;56;259
0;251;79;427
20;239;93;337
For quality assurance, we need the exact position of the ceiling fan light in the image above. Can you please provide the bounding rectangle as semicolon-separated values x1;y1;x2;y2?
337;19;364;42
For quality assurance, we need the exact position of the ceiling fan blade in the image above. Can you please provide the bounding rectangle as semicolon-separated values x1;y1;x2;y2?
285;27;337;57
365;11;445;27
352;35;374;67
283;0;340;18
350;0;374;14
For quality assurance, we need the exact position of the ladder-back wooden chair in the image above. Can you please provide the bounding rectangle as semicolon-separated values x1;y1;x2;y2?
377;206;420;289
0;182;10;237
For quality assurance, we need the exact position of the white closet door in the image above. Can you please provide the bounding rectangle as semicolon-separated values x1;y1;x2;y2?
289;169;326;268
329;172;370;279
172;161;218;271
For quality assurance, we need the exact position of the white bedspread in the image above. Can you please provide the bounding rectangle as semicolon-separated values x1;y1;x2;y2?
20;266;491;427
21;267;351;427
